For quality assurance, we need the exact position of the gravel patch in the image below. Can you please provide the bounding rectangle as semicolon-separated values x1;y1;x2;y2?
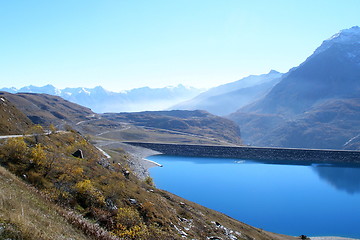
95;140;162;179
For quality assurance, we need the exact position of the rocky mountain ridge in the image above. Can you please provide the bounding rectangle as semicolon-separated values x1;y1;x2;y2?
172;70;283;116
1;84;203;113
229;26;360;150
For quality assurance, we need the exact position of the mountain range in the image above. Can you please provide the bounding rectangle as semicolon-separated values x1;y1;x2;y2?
172;70;283;116
2;26;360;150
229;26;360;150
0;84;203;113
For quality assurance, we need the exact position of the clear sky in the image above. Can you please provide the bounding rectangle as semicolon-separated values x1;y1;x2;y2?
0;0;359;91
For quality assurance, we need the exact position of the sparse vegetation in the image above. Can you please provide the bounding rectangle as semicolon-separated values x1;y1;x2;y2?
144;176;154;186
0;131;178;239
0;166;89;240
102;110;243;145
0;93;296;240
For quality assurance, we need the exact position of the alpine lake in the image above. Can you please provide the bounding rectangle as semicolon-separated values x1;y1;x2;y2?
148;155;360;238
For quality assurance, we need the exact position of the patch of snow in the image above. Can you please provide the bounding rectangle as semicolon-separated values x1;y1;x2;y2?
343;134;360;146
79;88;91;95
54;88;62;95
0;97;5;102
314;26;360;55
96;147;111;159
173;224;187;237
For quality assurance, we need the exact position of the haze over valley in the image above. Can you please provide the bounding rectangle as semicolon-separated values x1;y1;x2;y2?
4;26;360;151
1;1;360;239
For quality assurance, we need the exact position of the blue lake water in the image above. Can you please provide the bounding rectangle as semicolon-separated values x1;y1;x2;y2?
148;155;360;238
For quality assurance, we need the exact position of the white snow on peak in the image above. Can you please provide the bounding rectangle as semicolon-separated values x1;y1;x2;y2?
54;88;62;96
79;88;91;95
314;26;360;55
328;26;360;41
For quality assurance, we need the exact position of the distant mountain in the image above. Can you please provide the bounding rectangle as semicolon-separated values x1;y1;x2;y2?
1;84;203;113
172;70;283;116
229;26;360;150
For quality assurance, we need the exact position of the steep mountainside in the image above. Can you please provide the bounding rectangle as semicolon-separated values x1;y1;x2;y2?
229;26;360;149
0;91;96;127
1;84;202;113
0;94;33;135
172;70;283;116
241;99;360;149
0;166;90;240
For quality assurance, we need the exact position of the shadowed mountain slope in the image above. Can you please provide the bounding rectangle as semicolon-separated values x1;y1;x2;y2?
0;94;33;135
0;91;96;127
229;26;360;150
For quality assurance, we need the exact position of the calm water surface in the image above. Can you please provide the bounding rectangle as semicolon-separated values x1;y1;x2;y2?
148;155;360;238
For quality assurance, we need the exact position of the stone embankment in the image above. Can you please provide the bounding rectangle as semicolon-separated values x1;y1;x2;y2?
124;142;360;165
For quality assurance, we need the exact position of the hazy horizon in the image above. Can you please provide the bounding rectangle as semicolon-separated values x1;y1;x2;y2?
1;1;359;91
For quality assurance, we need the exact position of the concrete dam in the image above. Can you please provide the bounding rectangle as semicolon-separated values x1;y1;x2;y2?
124;142;360;165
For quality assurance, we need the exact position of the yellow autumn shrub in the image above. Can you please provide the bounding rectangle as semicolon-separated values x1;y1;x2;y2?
74;179;105;207
0;137;29;163
30;143;47;166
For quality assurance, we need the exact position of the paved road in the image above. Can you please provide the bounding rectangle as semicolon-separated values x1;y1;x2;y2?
0;134;29;139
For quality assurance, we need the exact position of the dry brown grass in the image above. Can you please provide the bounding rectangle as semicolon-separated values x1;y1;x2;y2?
94;125;236;146
0;166;90;240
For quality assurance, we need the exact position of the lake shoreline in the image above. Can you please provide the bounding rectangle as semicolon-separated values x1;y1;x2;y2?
146;147;358;240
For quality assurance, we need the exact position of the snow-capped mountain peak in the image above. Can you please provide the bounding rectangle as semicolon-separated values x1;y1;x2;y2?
328;26;360;41
0;84;203;113
314;26;360;55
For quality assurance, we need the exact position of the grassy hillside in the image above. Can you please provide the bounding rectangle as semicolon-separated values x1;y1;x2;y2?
102;110;243;145
0;91;95;127
0;92;299;239
0;165;90;240
0;95;33;135
0;128;295;239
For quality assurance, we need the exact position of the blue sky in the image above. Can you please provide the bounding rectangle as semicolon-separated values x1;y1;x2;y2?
0;0;359;91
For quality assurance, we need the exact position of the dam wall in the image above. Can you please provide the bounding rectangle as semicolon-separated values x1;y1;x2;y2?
124;142;360;165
